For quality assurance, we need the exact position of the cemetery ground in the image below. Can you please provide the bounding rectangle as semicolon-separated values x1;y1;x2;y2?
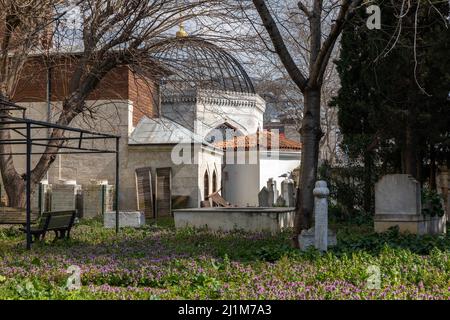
1;216;450;300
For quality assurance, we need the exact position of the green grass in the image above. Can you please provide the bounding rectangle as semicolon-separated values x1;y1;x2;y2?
0;218;449;299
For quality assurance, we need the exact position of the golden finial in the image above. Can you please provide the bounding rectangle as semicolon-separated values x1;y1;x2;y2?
176;23;188;38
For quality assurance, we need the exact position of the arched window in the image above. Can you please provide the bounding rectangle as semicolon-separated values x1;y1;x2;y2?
212;170;217;193
204;170;209;200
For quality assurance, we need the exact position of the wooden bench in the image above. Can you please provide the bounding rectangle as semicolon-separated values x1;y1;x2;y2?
19;210;77;242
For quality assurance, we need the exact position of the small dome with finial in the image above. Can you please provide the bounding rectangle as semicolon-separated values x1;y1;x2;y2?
176;23;188;38
153;37;255;95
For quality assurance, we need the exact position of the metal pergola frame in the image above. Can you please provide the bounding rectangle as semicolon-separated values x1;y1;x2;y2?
0;99;121;249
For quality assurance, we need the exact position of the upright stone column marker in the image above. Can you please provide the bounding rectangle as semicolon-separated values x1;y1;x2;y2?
313;180;329;251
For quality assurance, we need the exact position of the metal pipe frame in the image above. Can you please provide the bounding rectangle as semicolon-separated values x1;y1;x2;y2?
1;102;121;250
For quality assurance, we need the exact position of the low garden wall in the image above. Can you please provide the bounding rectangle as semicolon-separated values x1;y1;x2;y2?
173;207;295;234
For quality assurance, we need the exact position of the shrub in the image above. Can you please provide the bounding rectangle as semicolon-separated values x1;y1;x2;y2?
422;188;445;217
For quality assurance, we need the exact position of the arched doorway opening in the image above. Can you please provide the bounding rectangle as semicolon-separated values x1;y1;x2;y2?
204;170;209;200
212;170;217;193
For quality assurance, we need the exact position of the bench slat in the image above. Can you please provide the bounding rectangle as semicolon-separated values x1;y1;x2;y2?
18;210;77;241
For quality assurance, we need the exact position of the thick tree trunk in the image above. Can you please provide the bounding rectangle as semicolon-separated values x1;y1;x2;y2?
0;146;26;207
0;107;26;207
293;87;322;247
252;0;361;248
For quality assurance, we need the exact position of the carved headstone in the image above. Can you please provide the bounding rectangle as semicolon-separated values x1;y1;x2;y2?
273;180;279;202
31;181;50;213
258;187;269;207
375;174;421;216
298;180;336;251
104;211;145;228
267;178;275;207
374;174;421;234
50;183;80;211
281;178;295;207
82;182;114;218
299;227;337;251
314;181;330;251
276;195;286;207
374;174;446;234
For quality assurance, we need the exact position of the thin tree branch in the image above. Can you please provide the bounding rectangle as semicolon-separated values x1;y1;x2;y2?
252;0;308;92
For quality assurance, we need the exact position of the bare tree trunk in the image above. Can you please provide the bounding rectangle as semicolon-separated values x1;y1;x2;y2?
0;118;25;207
251;0;362;248
0;94;26;206
293;87;322;245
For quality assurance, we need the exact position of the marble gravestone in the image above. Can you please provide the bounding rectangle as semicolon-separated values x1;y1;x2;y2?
273;180;279;202
82;182;114;219
314;181;329;251
267;178;275;207
298;180;337;251
281;178;295;207
258;187;269;207
276;195;286;207
104;211;145;228
374;174;446;235
31;181;50;213
375;174;421;216
266;178;279;201
50;182;80;211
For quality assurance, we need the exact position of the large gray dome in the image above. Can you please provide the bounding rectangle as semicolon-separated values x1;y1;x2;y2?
152;37;255;95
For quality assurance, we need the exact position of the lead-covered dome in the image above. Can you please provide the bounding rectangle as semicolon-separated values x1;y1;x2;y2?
152;37;255;95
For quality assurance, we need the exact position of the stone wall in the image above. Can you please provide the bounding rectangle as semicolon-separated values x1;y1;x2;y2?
125;145;200;209
222;150;260;206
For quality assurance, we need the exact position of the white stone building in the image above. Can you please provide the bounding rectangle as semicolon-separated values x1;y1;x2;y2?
2;36;302;212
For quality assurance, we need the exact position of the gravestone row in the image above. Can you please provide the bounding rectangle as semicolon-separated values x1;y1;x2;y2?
258;177;295;207
30;180;114;218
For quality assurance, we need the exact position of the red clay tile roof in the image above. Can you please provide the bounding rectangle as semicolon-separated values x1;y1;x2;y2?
213;130;301;151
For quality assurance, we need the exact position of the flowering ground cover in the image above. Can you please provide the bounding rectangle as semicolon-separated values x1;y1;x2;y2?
0;218;450;300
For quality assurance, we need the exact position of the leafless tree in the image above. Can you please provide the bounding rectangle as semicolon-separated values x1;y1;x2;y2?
248;0;364;246
251;32;342;167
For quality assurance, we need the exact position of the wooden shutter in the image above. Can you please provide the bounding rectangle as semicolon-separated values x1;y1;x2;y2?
135;167;154;218
155;167;172;217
